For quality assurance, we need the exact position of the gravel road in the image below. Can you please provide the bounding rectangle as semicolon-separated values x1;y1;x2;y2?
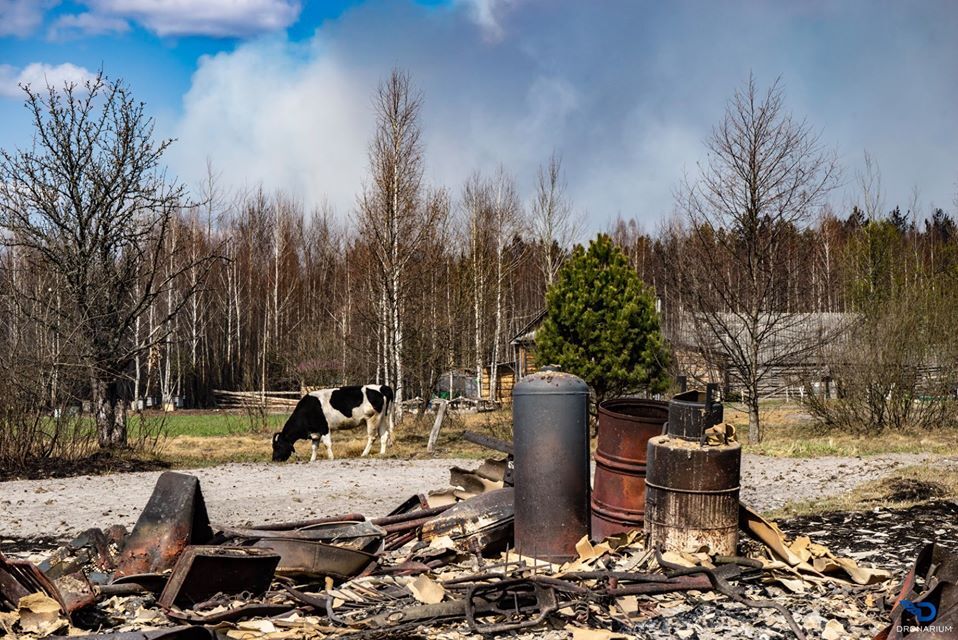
0;453;935;540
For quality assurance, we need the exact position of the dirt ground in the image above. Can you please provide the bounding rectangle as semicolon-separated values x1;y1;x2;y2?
0;452;939;541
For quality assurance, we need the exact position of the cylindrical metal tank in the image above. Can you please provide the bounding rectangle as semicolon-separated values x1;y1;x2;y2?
667;384;722;441
513;369;590;562
591;399;668;540
644;435;741;555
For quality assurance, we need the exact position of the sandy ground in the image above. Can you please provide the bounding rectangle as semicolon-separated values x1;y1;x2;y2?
0;453;933;540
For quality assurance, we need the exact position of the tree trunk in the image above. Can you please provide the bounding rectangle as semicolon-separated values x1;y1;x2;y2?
93;374;127;449
747;397;761;444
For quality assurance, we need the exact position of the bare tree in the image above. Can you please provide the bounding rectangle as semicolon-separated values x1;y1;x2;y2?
0;73;212;449
676;75;839;443
357;69;443;415
530;152;578;287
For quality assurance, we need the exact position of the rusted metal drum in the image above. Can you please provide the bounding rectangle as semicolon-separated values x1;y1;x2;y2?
513;369;590;562
591;399;668;540
645;435;741;555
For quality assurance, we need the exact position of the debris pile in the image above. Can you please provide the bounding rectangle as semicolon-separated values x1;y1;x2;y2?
0;379;945;638
0;460;915;640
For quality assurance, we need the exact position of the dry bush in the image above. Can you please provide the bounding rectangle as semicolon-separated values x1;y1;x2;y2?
0;381;97;473
802;294;958;433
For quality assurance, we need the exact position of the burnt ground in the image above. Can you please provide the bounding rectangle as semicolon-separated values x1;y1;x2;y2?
631;502;958;639
1;456;954;639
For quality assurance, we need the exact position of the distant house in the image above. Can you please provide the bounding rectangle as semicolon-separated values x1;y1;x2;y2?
488;308;859;401
667;311;859;399
434;369;479;400
512;310;545;380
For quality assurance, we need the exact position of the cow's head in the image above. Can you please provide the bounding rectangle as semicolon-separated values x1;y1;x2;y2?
272;432;294;462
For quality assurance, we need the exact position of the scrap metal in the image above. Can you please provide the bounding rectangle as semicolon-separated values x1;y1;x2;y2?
156;546;280;609
114;472;214;578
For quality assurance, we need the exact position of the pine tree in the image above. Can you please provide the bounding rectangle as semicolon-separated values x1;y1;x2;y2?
537;234;669;401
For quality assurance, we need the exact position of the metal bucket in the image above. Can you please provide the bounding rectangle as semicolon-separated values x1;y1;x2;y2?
645;434;741;555
591;399;668;540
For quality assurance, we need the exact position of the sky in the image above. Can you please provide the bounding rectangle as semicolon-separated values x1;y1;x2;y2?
0;0;956;232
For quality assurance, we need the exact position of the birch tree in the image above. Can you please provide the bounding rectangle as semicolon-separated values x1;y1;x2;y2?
357;69;442;415
530;152;578;287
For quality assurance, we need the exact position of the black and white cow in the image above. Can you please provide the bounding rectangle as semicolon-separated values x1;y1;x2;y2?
272;385;394;462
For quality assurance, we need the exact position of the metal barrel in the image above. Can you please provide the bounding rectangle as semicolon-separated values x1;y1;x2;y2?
666;383;722;440
591;399;668;540
645;434;741;555
513;370;590;562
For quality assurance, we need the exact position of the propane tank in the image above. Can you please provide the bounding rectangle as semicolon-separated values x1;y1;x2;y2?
512;368;590;562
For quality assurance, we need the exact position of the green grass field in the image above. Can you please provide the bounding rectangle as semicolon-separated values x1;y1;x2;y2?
133;411;289;438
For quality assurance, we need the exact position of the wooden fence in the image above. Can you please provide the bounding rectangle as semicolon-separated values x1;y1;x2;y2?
212;390;301;411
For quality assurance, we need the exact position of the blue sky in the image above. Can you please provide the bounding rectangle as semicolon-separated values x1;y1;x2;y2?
1;1;956;231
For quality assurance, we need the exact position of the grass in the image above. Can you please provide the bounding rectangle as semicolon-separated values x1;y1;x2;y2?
143;400;958;467
142;407;508;468
769;464;958;518
725;402;958;458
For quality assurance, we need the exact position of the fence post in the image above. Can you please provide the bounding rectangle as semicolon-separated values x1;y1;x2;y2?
427;400;449;453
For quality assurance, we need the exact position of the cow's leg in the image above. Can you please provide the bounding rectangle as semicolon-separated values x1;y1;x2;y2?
379;425;389;455
321;433;334;460
309;437;319;463
361;416;376;457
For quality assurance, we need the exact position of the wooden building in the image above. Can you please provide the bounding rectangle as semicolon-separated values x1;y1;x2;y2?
481;311;546;404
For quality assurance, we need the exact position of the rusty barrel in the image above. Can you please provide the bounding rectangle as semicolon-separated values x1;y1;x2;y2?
591;399;668;540
513;370;591;562
645;435;741;555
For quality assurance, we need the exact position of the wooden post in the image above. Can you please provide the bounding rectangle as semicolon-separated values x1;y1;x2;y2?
427;400;448;453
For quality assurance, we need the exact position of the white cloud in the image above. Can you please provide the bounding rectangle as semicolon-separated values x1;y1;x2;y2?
457;0;517;42
168;39;372;214
163;1;958;231
0;0;58;37
48;12;130;39
76;0;301;37
0;63;97;98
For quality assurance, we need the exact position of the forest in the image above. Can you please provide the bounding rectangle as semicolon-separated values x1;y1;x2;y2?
0;70;956;453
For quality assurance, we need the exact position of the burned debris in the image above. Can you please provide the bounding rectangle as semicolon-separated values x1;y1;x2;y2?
0;377;939;639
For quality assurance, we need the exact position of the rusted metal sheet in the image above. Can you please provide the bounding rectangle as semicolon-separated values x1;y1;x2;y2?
0;552;70;616
108;573;168;596
372;503;453;527
591;398;668;540
874;542;958;640
252;538;376;579
645;434;741;555
219;520;385;551
245;512;365;531
53;572;97;613
114;472;214;578
157;546;279;609
420;488;514;554
512;370;590;562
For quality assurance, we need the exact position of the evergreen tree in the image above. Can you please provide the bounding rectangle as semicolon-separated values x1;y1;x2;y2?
537;234;669;401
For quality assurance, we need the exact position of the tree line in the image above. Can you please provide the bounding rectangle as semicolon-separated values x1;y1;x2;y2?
0;69;956;454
